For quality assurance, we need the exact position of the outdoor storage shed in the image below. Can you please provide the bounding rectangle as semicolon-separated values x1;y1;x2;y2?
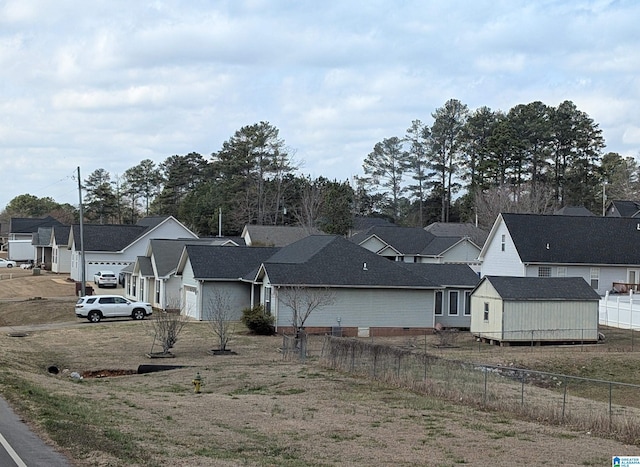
470;276;601;345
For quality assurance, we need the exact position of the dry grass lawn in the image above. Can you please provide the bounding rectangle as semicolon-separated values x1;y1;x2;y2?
1;273;640;466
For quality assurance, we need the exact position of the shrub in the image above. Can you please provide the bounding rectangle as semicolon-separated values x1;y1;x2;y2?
241;305;275;335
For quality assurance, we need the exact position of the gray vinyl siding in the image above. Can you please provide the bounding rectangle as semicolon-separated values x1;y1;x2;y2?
201;282;252;321
273;288;434;329
434;289;472;328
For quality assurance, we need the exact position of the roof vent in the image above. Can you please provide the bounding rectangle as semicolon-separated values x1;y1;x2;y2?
546;243;550;250
637;223;640;231
363;262;368;271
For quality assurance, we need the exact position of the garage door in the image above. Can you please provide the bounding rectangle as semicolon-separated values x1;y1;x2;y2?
184;286;198;319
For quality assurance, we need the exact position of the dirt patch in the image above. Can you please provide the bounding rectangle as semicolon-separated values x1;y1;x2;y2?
0;270;76;299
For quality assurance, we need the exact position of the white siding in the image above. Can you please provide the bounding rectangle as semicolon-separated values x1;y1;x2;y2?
480;221;525;277
359;237;387;254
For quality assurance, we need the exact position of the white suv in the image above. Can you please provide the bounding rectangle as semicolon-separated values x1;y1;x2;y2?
75;295;153;323
93;271;118;288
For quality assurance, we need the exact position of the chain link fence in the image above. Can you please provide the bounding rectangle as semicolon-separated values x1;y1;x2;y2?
318;335;640;444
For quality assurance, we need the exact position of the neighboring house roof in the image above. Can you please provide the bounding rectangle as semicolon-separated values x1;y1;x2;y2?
52;225;70;246
183;245;279;280
135;216;170;228
488;213;640;265
351;216;396;234
242;225;323;247
605;200;640;218
424;222;489;246
9;216;64;233
554;206;595;216
478;276;601;301
71;224;149;251
351;225;477;257
258;235;438;288
149;238;241;278
32;227;53;246
396;263;480;288
137;256;154;277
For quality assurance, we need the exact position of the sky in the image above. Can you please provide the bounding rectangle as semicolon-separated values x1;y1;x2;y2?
1;0;639;210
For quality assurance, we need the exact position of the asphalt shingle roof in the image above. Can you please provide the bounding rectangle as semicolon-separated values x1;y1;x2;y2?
10;216;64;233
397;263;480;287
150;238;239;277
501;213;640;265
424;222;489;246
262;235;439;287
72;224;148;251
244;225;323;247
607;200;640;218
53;225;70;246
481;276;601;301
186;245;280;279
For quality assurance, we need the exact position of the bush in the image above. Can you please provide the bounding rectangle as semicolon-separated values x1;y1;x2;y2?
241;305;275;335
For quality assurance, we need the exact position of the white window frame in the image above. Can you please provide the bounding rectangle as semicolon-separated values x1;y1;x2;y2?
590;268;600;289
448;291;459;316
434;290;443;316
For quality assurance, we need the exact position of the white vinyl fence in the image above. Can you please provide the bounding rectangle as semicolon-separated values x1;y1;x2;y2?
600;291;640;329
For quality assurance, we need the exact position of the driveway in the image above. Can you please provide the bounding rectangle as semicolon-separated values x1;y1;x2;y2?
0;397;70;466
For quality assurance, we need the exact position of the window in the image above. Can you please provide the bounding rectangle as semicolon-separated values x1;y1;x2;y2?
434;291;443;315
264;287;272;315
590;268;600;289
464;291;471;316
156;280;161;304
449;291;459;315
538;266;551;277
483;302;489;321
557;267;566;277
139;278;145;300
501;234;506;252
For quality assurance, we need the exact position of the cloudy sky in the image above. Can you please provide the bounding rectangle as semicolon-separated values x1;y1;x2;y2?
1;0;639;210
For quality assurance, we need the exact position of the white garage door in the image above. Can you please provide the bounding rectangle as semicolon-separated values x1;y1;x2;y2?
184;286;198;319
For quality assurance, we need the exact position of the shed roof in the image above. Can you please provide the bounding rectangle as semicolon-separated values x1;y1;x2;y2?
480;276;601;301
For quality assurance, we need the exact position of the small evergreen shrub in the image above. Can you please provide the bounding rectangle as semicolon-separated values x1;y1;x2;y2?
241;305;275;335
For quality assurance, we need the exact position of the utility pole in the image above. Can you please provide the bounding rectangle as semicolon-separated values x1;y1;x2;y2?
77;167;86;296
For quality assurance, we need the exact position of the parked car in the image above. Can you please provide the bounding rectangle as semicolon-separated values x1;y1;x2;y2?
75;295;153;323
93;270;118;288
0;258;17;268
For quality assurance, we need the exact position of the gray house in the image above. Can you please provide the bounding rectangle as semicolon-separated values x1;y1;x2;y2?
176;245;279;320
351;225;481;269
251;235;479;336
470;276;601;345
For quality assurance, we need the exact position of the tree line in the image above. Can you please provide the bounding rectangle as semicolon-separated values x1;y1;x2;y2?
2;100;638;234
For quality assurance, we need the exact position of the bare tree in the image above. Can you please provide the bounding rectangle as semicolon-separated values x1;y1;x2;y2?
148;295;189;356
278;286;336;337
205;289;235;352
474;183;556;230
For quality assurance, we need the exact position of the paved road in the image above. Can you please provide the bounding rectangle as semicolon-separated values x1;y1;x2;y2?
0;397;71;466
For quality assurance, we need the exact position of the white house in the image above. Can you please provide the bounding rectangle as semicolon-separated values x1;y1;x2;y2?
66;216;198;283
479;213;640;295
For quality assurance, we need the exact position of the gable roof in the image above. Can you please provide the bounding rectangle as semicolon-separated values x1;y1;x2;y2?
9;216;64;234
424;222;488;246
149;238;240;277
32;227;53;246
52;225;71;246
351;225;476;257
183;245;279;280
351;216;396;234
479;276;601;301
71;224;149;251
242;225;323;247
605;200;640;218
259;235;437;288
496;213;640;265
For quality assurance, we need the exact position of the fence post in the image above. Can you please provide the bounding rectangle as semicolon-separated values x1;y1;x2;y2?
609;382;613;431
483;368;487;407
520;370;525;406
562;378;567;422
